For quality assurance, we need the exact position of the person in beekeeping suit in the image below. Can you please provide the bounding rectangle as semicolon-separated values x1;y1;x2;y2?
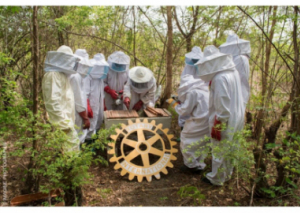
178;46;208;130
174;74;210;174
219;33;251;110
104;51;130;110
42;45;80;152
69;49;92;144
195;45;244;186
123;66;157;111
84;53;109;140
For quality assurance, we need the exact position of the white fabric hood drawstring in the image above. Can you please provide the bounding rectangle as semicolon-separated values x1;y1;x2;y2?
44;45;80;75
195;45;235;82
219;33;251;57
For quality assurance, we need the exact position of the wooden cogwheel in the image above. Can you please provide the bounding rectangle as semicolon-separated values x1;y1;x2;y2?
108;118;178;182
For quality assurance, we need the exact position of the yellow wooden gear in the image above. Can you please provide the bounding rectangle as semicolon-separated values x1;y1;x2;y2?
108;118;178;182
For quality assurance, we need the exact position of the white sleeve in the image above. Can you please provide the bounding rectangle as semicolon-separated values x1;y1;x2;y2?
123;80;131;99
234;56;250;105
83;75;92;100
212;76;231;123
141;83;157;107
175;92;195;117
69;74;86;113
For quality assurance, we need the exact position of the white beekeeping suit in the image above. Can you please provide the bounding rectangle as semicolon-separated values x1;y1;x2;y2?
195;45;244;186
219;33;251;109
104;51;130;110
84;53;109;139
175;74;210;171
69;49;93;143
42;45;80;152
123;66;157;111
178;46;208;128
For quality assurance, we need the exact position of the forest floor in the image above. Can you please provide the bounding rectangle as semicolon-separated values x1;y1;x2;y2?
2;115;300;207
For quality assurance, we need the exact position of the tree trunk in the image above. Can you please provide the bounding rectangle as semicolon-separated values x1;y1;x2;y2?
253;6;277;140
22;6;40;194
132;6;137;66
186;36;192;52
290;6;300;135
161;6;173;107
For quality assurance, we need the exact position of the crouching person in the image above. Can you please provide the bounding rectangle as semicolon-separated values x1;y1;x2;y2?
175;74;210;174
123;66;157;111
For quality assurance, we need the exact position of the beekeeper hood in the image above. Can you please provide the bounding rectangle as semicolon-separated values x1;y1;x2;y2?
74;49;93;77
129;66;155;94
89;53;109;79
219;33;251;58
195;45;235;82
177;74;207;102
108;51;130;72
185;46;203;66
44;45;80;75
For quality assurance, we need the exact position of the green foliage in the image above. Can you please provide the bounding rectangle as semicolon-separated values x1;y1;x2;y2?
177;185;205;206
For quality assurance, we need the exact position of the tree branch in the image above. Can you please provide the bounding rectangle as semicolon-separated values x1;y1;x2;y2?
64;30;146;67
237;6;299;89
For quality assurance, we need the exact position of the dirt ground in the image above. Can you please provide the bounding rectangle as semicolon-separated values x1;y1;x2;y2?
1;116;299;207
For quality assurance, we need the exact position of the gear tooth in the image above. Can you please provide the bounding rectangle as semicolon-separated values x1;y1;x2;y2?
114;164;121;170
137;175;143;182
157;123;163;129
167;134;174;140
116;129;122;134
163;128;169;134
107;149;115;155
108;142;115;147
154;173;161;179
170;155;177;160
120;169;127;176
143;118;149;123
109;156;118;162
171;141;177;146
129;173;135;181
128;119;134;125
150;120;156;126
146;176;152;182
167;162;174;168
121;123;127;129
136;118;141;123
161;168;168;175
172;148;178;153
110;135;118;141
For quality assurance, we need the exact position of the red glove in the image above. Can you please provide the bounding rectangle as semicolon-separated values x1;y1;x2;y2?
119;90;123;94
104;99;107;111
133;100;143;111
87;99;93;118
211;115;222;141
78;111;90;129
104;86;118;99
124;97;130;109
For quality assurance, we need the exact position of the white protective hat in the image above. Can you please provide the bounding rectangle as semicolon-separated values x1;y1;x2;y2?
89;53;109;79
44;45;80;74
74;49;93;77
129;66;153;83
107;51;130;72
185;46;203;60
195;45;235;82
219;33;251;57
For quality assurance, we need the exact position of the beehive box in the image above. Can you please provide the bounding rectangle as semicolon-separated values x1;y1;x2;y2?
104;108;172;129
